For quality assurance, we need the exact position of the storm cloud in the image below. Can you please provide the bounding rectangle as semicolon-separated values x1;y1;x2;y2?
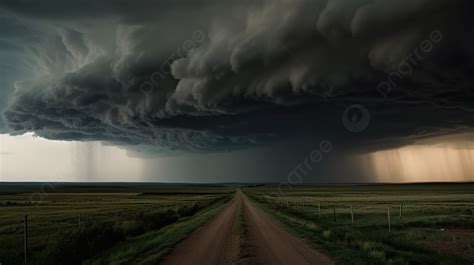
1;0;474;154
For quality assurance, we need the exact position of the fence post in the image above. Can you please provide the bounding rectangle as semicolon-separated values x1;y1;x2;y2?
24;215;28;264
317;202;321;220
387;205;391;233
333;205;337;223
399;203;403;219
350;204;354;227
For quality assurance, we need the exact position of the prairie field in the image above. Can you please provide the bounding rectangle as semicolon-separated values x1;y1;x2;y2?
0;183;473;265
244;183;474;265
0;183;233;265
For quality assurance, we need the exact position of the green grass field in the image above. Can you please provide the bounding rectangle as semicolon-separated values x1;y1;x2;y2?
0;183;234;265
244;183;474;265
1;183;473;265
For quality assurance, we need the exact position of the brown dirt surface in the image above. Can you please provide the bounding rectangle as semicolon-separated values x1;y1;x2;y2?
241;193;334;265
421;229;474;260
161;193;241;265
162;191;334;265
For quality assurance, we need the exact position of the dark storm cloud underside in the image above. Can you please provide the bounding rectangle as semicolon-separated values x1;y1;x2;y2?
1;0;474;153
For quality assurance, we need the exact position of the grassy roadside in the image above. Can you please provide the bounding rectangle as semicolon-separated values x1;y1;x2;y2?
85;195;233;265
244;191;471;265
0;185;234;265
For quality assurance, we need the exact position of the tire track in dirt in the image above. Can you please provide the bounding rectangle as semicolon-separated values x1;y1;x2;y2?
162;191;333;265
161;193;242;265
241;193;333;265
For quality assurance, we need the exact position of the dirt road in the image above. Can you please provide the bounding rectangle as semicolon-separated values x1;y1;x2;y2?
161;191;333;265
161;194;241;265
241;193;333;265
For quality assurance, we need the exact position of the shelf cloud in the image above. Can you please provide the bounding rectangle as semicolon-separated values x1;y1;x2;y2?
1;0;474;154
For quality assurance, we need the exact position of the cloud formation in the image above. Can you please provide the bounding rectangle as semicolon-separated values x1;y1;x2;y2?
1;0;474;153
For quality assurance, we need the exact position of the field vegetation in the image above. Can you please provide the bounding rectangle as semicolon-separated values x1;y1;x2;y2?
244;184;474;265
0;184;234;265
2;183;473;265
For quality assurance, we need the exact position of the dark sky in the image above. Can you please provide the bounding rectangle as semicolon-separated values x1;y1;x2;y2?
1;0;474;182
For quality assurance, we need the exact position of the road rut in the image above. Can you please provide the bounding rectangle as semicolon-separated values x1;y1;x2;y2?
161;192;333;265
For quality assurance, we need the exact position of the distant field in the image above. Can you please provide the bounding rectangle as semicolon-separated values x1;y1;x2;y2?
1;183;473;265
244;183;474;265
0;184;234;265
